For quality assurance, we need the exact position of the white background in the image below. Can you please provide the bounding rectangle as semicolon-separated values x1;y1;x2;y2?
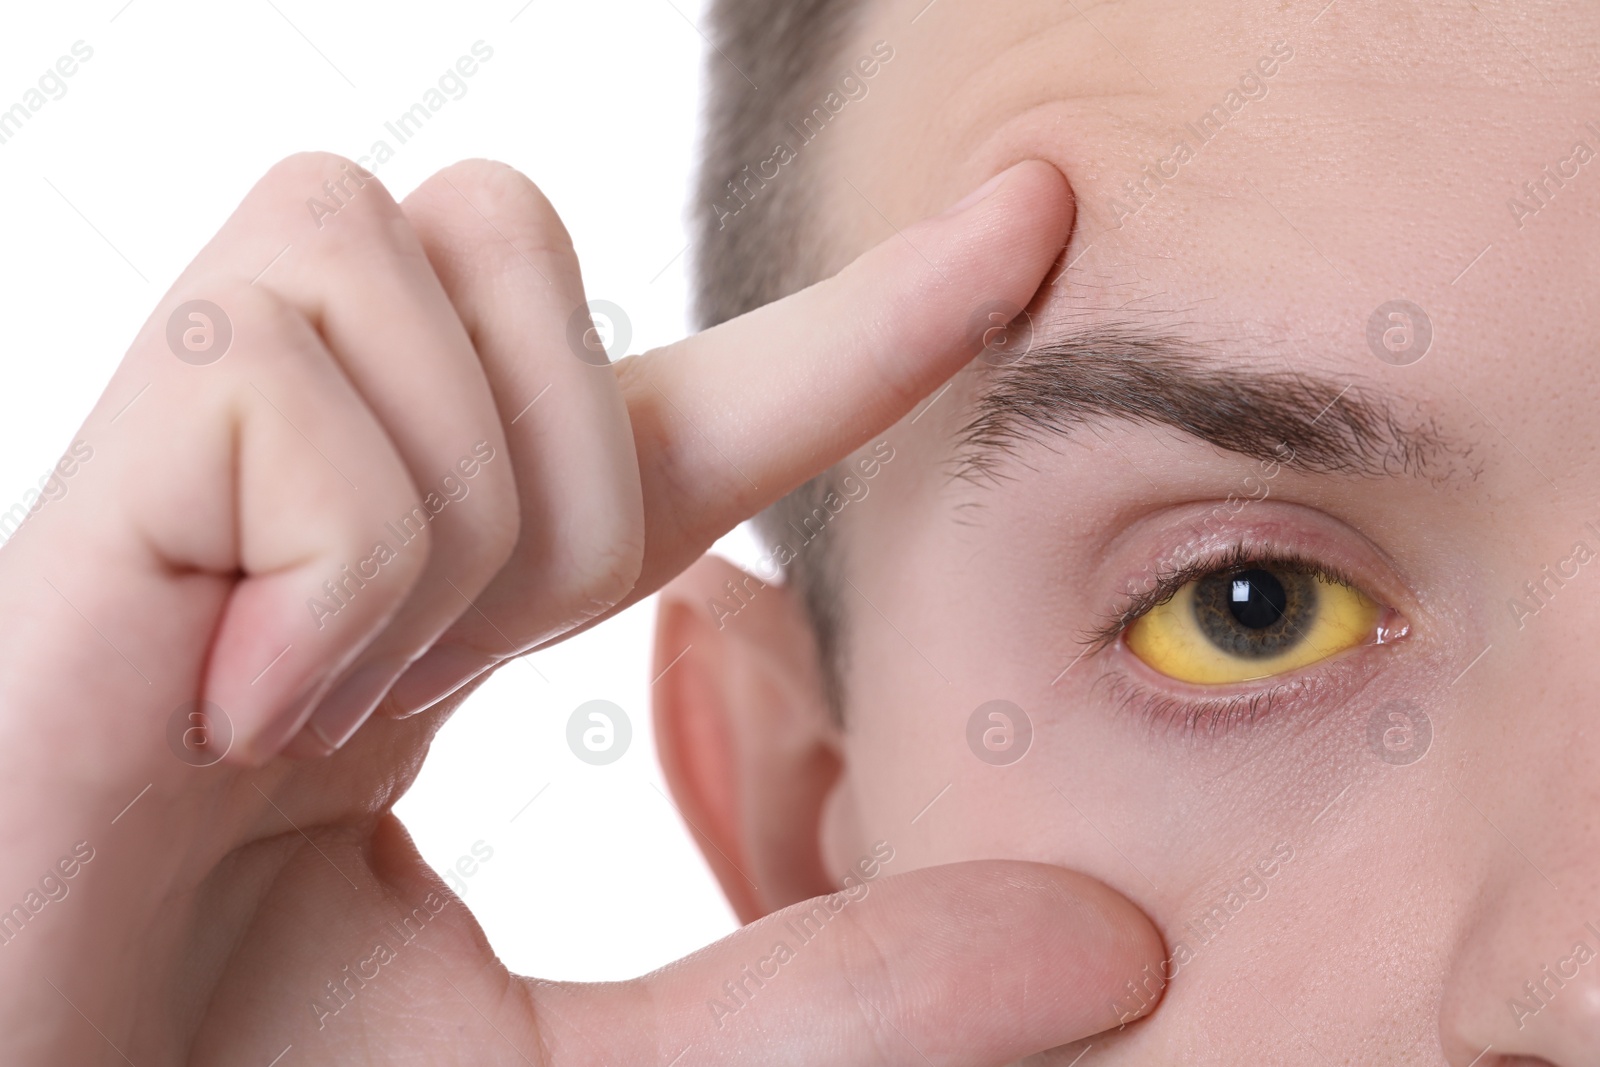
0;0;752;980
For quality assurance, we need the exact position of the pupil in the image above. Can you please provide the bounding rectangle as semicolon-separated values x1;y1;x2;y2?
1226;568;1288;629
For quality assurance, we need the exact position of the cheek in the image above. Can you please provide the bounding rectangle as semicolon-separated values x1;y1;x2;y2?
833;651;954;870
1124;830;1450;1059
834;612;1201;904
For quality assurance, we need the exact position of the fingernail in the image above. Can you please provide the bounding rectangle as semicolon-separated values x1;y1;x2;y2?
940;166;1013;217
305;661;404;751
386;643;496;717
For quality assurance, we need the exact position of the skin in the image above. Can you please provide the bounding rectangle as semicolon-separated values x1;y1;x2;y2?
655;0;1600;1063
0;152;1169;1064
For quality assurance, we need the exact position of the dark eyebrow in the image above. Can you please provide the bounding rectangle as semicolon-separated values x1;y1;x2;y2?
953;320;1464;485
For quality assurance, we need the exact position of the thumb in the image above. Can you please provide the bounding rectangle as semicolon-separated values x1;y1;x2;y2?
534;860;1165;1065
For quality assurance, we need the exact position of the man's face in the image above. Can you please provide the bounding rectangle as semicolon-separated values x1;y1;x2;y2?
808;0;1600;1060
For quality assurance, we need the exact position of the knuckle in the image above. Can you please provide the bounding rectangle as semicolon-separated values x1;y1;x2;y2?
568;522;645;614
249;152;418;274
534;486;645;618
262;150;356;185
438;159;568;238
254;151;395;228
424;159;580;278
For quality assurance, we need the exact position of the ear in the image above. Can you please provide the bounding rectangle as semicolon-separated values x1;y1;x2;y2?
651;553;841;923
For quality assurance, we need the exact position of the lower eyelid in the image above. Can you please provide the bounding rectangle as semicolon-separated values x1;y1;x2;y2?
1093;635;1387;740
1098;668;1296;737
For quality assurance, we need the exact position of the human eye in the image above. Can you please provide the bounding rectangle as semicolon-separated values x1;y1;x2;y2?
1123;552;1387;685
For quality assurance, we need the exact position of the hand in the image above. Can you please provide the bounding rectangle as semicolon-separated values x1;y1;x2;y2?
0;153;1163;1063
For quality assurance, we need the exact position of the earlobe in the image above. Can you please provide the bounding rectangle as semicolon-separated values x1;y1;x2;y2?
652;553;842;922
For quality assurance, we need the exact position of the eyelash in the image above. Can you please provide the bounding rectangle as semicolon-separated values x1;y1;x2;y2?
1094;668;1331;737
1080;542;1365;652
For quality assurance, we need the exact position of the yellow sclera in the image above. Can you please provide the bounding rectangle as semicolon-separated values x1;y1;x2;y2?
1124;570;1380;685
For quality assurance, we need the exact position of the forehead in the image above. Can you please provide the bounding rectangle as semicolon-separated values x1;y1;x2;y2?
825;0;1600;451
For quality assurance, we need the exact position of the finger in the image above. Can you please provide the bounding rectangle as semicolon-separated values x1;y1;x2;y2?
534;861;1164;1065
613;159;1072;610
186;154;524;753
381;160;645;716
60;281;430;765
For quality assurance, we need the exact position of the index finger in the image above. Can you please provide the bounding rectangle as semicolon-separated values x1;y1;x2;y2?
615;159;1073;598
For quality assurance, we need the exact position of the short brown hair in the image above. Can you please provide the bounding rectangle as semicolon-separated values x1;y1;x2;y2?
692;0;871;716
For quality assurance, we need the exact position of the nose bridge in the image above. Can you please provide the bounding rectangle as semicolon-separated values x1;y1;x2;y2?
1437;612;1600;1063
